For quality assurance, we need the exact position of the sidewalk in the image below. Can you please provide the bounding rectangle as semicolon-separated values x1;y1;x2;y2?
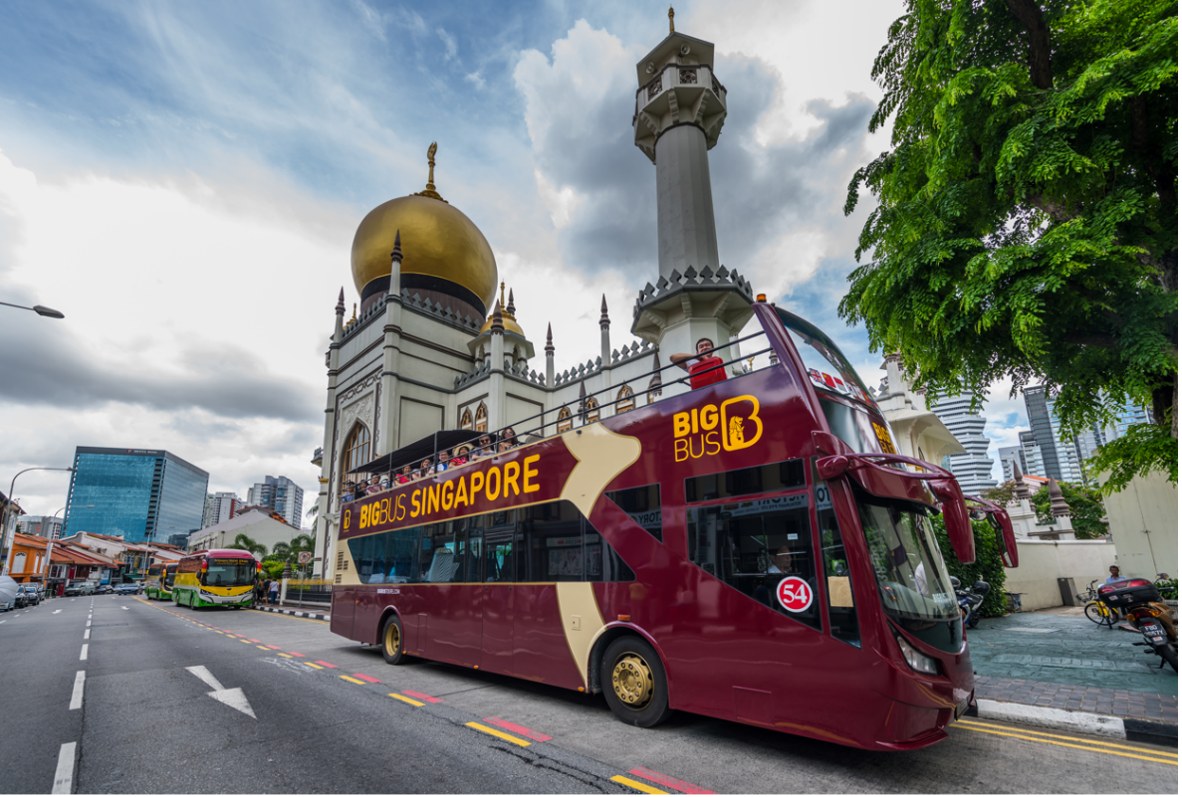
252;601;1177;745
967;605;1178;746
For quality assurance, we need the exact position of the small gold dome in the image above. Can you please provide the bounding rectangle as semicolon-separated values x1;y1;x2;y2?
350;145;497;316
479;283;524;336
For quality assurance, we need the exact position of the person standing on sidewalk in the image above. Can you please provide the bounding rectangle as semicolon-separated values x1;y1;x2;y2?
268;578;279;605
1105;565;1124;584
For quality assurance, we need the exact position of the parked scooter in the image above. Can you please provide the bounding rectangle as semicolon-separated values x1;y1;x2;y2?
949;576;990;629
1097;577;1178;672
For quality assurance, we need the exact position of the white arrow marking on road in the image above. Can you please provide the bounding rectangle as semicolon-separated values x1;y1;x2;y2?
185;665;256;719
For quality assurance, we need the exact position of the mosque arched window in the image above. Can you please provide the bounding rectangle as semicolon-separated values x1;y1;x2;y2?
460;408;473;430
475;402;489;433
584;396;600;423
647;386;662;405
556;406;573;433
615;385;635;413
340;422;371;491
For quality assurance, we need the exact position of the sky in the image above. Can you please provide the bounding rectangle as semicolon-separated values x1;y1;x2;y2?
0;0;1031;525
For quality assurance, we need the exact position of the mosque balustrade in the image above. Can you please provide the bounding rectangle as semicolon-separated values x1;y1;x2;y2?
634;264;753;314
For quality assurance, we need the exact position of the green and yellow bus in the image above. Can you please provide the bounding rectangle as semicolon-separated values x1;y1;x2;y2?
173;549;260;609
144;562;178;601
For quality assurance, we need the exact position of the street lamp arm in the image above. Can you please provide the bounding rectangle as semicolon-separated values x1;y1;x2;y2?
0;300;65;318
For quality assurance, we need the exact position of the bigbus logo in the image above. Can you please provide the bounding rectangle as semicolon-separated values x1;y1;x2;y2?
672;395;763;462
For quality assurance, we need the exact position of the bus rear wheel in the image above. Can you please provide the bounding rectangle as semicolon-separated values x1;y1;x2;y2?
601;637;672;728
381;615;406;665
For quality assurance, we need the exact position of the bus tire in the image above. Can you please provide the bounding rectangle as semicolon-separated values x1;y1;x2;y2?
601;637;672;728
381;615;407;665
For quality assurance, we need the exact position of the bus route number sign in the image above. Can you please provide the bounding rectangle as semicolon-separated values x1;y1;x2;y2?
776;577;813;613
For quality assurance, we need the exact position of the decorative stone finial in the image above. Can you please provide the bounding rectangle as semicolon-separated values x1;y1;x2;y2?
1012;461;1030;501
507;288;516;315
1048;478;1072;518
390;230;403;263
336;288;345;315
491;301;504;334
545;323;554;352
668;5;675;34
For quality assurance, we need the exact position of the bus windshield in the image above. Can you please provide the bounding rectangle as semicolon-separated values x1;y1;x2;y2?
858;497;961;654
776;308;898;455
204;558;256;587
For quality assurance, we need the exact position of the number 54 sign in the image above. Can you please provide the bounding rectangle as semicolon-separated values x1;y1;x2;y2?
776;576;813;613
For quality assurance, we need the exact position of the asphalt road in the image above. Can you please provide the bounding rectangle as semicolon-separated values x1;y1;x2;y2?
0;596;1175;794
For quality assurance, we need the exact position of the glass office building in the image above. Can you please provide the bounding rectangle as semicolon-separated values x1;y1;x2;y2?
63;447;209;544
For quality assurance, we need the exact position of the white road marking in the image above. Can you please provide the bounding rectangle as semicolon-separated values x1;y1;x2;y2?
85;620;90;628
53;609;62;615
121;606;129;611
79;644;88;661
0;619;5;624
83;628;90;640
52;742;76;794
185;665;256;719
69;671;85;710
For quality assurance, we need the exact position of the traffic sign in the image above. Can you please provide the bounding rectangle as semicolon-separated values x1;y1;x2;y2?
776;577;813;613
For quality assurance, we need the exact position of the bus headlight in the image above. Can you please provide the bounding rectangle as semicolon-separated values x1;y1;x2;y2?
896;635;939;675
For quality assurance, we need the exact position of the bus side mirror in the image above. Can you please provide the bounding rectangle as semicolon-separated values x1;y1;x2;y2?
929;478;975;564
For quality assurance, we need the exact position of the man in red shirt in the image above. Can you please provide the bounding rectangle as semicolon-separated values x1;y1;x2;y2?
670;337;728;389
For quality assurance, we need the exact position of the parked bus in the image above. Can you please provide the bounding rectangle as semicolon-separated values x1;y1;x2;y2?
173;549;260;609
144;562;178;601
331;297;1016;750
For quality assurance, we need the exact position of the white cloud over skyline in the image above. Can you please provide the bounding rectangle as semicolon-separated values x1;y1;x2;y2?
0;1;1028;522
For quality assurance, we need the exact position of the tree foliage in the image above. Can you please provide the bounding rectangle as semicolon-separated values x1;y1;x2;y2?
844;0;1177;492
932;515;1009;617
231;533;268;558
1029;480;1109;539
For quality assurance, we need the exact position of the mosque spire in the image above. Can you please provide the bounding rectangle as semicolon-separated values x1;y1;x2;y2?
390;230;403;263
668;5;675;33
416;141;445;201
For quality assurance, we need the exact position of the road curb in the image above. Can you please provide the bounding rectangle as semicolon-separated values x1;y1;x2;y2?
971;698;1178;747
253;605;329;621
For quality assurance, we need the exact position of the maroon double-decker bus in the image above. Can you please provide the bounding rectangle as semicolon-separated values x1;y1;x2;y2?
331;298;1015;750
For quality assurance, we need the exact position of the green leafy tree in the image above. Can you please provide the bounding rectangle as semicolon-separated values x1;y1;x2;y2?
268;533;316;575
231;533;268;559
1029;481;1109;539
843;0;1177;493
932;515;1008;617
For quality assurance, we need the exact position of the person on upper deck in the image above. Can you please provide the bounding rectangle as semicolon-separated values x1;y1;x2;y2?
470;433;494;461
670;337;728;389
498;428;519;452
396;464;414;485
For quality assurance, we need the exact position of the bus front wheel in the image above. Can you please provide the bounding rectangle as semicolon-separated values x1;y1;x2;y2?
601;637;672;728
381;615;406;665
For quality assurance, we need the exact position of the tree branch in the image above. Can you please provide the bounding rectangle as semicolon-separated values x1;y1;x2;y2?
1005;0;1053;89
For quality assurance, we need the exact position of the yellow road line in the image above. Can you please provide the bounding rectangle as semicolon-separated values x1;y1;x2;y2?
465;721;531;747
303;662;324;670
277;653;293;659
388;692;425;707
953;723;1176;765
239;639;251;644
610;775;669;794
256;645;270;650
339;675;366;685
959;719;1178;758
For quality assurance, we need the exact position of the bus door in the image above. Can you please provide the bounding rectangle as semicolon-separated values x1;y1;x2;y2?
480;518;519;674
418;518;484;667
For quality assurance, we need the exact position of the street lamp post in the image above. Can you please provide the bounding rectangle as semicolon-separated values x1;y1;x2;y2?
0;300;65;319
2;466;74;576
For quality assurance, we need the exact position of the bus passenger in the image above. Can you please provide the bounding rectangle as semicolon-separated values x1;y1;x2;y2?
435;450;451;472
396;464;414;485
670;337;727;389
366;475;382;495
498;427;519;452
418;458;433;479
451;445;471;468
470;434;494;461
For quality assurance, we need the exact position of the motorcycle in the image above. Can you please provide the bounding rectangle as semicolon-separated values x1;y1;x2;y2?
1097;577;1178;672
950;576;990;629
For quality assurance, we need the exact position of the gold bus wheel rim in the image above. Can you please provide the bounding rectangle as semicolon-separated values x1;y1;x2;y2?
384;622;400;656
611;654;654;708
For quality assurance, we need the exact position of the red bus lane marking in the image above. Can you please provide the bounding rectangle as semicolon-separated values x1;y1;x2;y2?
287;651;306;657
314;660;337;669
483;717;552;742
402;689;441;703
629;767;715;794
266;645;281;650
352;673;382;683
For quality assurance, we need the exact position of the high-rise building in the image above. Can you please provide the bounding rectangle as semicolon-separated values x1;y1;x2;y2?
247;476;304;528
15;515;64;539
997;446;1024;483
1022;386;1063;480
62;447;209;544
202;491;241;528
931;393;995;495
1018;430;1046;477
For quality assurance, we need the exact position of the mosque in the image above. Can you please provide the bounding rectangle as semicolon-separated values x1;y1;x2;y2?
310;13;759;576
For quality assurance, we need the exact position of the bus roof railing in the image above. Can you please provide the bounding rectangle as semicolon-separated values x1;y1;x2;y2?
346;329;775;482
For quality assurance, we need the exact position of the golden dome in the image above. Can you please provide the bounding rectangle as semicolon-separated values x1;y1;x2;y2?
350;144;497;316
479;284;524;336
